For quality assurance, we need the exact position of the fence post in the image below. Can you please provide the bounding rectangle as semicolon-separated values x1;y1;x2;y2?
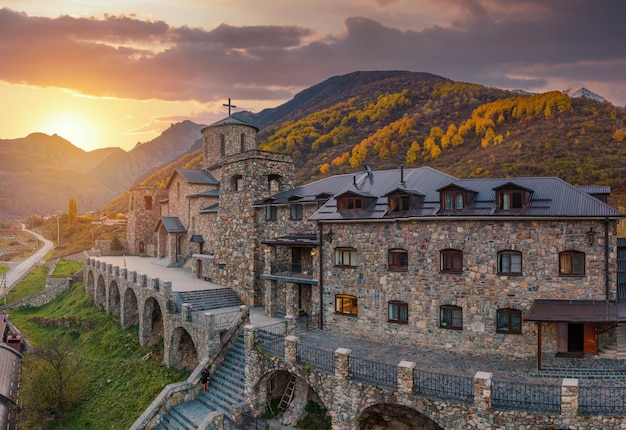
334;348;352;380
284;335;299;365
285;314;297;336
561;378;579;417
397;360;415;396
182;303;192;321
474;371;492;413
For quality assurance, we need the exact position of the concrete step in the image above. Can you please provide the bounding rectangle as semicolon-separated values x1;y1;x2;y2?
176;288;242;311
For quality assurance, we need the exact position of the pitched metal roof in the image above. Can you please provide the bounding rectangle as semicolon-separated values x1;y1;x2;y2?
199;203;219;213
157;217;187;233
302;167;624;221
188;189;220;198
253;173;359;206
525;299;626;322
261;234;319;246
170;169;219;186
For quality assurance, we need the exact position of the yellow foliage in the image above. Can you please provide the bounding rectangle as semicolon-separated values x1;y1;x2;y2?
319;163;330;174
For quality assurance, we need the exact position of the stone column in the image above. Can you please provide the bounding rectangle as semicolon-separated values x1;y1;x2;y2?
204;312;220;360
162;281;172;297
286;283;298;317
474;371;493;413
398;360;416;396
264;279;277;317
334;348;352;380
284;335;299;365
182;303;192;321
285;314;297;336
561;378;579;417
121;268;128;280
239;304;250;325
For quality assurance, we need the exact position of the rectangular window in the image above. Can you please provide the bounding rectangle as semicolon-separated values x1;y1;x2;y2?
440;249;463;273
440;306;463;329
334;248;357;267
497;251;522;275
335;295;358;316
266;206;277;221
338;197;363;210
443;192;464;211
388;301;408;324
290;204;303;220
388;249;408;271
144;196;152;210
499;190;524;210
559;251;585;276
389;195;412;213
496;309;522;334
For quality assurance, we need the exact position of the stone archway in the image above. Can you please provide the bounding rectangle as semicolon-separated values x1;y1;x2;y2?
86;271;95;296
95;275;107;310
358;404;443;430
109;280;121;318
142;297;164;354
258;370;329;428
123;288;139;328
170;327;198;371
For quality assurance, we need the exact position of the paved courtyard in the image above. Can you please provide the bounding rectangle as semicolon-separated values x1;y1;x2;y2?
93;255;626;382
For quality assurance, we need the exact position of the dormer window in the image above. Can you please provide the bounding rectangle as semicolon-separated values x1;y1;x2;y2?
339;196;362;210
494;183;532;211
443;191;464;211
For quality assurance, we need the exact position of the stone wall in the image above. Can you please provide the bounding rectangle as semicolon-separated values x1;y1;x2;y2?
127;185;161;255
322;219;617;358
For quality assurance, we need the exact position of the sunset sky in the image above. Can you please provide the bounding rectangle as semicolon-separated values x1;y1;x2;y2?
0;0;624;152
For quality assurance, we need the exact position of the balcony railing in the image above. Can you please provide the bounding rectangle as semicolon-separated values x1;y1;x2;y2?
270;261;314;279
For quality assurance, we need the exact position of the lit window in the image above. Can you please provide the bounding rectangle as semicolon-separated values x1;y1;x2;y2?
497;251;522;275
440;249;463;273
388;249;408;271
559;250;585;276
496;308;522;334
334;248;357;267
388;301;408;324
335;294;358;316
440;305;463;329
389;195;411;213
338;197;363;210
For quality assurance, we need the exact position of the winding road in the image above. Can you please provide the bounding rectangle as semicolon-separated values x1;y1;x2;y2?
3;224;54;290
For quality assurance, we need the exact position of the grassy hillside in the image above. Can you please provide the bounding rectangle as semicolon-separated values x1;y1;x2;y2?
9;282;186;429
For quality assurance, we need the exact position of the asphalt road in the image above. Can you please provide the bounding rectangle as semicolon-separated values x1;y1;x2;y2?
3;224;54;290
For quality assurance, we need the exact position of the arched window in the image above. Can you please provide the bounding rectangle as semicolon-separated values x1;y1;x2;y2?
388;249;408;271
559;250;585;276
335;294;358;316
268;174;282;192
440;305;462;329
440;249;463;273
497;250;522;275
496;308;522;334
388;301;408;324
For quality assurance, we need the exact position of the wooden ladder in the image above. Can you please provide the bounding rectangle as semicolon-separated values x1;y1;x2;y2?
278;374;296;412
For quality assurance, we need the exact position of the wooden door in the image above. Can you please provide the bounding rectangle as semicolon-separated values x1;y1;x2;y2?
584;323;598;355
196;259;203;279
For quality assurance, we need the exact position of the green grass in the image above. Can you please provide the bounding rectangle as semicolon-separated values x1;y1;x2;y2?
0;264;8;276
51;259;83;277
4;264;49;305
9;283;187;429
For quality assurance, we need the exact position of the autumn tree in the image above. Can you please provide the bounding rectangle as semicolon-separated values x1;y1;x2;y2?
19;337;88;428
68;198;77;226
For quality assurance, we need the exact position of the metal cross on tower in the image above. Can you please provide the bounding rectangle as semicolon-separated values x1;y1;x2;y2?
223;98;236;116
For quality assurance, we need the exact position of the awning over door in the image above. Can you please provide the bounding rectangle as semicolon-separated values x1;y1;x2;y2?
525;299;626;323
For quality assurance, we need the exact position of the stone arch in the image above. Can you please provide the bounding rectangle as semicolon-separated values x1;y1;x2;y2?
108;280;121;318
255;370;329;427
123;287;139;328
141;297;165;354
86;270;95;297
358;403;443;430
169;326;198;371
95;274;107;310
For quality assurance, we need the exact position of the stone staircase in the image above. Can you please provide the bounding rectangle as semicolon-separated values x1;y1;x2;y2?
175;288;242;311
155;334;248;429
529;366;626;380
598;324;626;359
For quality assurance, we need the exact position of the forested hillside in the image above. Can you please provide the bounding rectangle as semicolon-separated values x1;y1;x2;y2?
110;71;626;214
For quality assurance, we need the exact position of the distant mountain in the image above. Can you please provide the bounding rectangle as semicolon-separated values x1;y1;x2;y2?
0;120;206;219
88;120;206;194
562;86;607;103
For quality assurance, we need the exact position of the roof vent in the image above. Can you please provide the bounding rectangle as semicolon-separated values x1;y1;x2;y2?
400;164;405;185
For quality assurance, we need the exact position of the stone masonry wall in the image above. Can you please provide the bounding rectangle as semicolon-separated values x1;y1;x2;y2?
323;218;617;358
127;185;161;255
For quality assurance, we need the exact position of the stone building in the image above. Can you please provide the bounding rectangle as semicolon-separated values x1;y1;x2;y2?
126;112;626;361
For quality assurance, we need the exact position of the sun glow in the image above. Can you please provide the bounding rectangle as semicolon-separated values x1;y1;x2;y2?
43;113;95;151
